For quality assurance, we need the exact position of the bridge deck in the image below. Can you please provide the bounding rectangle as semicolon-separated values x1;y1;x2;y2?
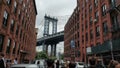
37;31;64;45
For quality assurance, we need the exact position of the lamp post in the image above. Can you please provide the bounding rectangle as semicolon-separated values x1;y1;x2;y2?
58;48;61;60
110;39;114;60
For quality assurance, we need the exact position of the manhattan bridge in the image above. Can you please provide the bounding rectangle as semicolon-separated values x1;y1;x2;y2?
37;14;70;56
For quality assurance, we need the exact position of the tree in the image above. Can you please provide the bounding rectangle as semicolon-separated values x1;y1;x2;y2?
35;51;48;60
60;53;64;60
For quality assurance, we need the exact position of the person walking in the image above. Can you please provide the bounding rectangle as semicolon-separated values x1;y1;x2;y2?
95;60;105;68
13;58;18;64
0;53;6;68
108;60;119;68
56;60;60;68
46;59;54;68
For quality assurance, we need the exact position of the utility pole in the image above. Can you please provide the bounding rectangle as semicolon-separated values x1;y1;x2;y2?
110;39;114;60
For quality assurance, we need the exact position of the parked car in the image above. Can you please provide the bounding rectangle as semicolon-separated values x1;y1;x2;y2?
75;62;90;68
11;64;39;68
75;62;84;68
61;62;66;68
35;59;46;68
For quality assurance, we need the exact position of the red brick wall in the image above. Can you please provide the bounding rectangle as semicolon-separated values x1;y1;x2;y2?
0;0;37;63
64;0;120;63
64;6;80;62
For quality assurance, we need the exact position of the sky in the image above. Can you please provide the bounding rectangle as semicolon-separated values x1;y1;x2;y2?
35;0;77;54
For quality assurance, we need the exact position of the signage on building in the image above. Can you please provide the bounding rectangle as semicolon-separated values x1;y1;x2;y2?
86;47;91;54
70;40;75;48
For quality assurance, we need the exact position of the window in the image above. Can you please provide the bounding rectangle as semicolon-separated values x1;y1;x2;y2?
90;30;93;39
3;11;8;27
13;42;16;54
18;10;21;19
20;30;22;40
94;0;98;7
96;26;100;37
19;0;23;4
95;11;99;21
16;25;19;35
103;22;108;34
77;23;79;29
82;1;85;8
0;35;4;52
10;19;15;31
82;14;84;20
77;32;79;38
86;0;88;3
89;5;92;13
85;22;88;29
6;38;11;53
101;4;107;16
90;17;93;25
17;44;20;55
96;42;101;46
23;3;25;9
86;33;88;41
90;44;94;47
78;41;79;47
14;1;17;13
109;0;116;7
111;15;119;30
22;17;24;26
82;24;84;31
82;35;84;43
6;0;11;5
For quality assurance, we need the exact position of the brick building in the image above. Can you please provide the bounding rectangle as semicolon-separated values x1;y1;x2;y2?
0;0;37;63
64;5;80;62
64;0;120;64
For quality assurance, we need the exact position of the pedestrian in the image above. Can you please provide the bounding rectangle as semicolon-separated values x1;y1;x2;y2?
53;60;56;68
13;58;18;64
37;61;40;64
69;62;76;68
115;63;120;68
64;61;69;68
6;59;11;68
108;60;119;68
95;59;105;68
0;53;6;68
46;59;54;68
37;61;40;68
56;60;60;68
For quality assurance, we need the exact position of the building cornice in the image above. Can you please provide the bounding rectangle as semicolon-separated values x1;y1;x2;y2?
33;0;37;15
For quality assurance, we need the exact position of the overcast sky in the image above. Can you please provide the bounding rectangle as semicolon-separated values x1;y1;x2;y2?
35;0;77;53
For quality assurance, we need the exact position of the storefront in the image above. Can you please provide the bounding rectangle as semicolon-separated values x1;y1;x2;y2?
87;38;120;65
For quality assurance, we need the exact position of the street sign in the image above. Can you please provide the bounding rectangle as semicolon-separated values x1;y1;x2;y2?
86;47;91;53
70;40;75;48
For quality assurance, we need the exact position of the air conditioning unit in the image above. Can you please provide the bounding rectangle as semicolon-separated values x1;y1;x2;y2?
93;19;97;23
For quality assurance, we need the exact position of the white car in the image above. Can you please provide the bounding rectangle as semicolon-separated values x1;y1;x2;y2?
11;64;39;68
35;59;46;68
75;62;85;68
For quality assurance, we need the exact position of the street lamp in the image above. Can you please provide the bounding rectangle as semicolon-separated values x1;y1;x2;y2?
110;39;114;60
59;48;61;60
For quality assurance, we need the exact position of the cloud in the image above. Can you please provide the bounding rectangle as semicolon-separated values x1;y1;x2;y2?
35;0;76;28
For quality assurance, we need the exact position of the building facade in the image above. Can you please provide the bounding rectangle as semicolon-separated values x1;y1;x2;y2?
0;0;37;63
64;0;120;64
64;5;80;62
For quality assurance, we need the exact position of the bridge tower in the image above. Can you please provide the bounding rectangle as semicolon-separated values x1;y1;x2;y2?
43;15;58;56
44;15;58;36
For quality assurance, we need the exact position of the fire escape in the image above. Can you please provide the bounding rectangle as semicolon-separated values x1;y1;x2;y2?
108;0;120;33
